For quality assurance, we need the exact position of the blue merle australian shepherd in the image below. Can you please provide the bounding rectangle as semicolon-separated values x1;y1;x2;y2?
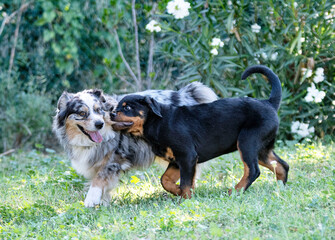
53;83;218;207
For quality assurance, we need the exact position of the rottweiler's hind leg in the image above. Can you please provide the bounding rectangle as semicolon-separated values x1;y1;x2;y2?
229;134;261;194
258;150;289;184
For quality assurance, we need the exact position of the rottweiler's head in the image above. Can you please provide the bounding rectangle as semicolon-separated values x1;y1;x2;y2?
111;95;162;136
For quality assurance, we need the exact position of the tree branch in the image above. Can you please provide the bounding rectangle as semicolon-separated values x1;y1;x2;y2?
146;34;155;89
111;28;139;86
146;3;157;89
132;0;141;90
8;0;27;74
0;2;30;37
0;149;15;158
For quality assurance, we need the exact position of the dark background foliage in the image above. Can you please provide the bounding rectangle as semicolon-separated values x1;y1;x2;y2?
0;0;334;152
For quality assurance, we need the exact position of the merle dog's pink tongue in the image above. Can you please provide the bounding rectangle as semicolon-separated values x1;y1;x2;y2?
87;131;103;143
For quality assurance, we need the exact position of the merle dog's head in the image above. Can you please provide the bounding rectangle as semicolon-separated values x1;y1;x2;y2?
111;95;162;136
54;89;107;146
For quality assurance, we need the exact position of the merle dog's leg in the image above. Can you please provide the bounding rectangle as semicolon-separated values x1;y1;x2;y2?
84;156;121;207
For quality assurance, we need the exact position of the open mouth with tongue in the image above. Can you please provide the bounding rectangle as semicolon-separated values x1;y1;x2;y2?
77;125;103;143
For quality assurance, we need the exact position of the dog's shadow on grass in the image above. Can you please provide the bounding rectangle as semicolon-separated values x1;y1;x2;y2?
106;179;286;208
107;185;234;208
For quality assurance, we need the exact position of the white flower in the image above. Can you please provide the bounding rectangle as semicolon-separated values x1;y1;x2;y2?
304;92;314;102
315;67;324;75
301;68;312;78
313;67;325;83
270;52;278;61
324;12;331;20
291;121;314;138
314;90;326;103
251;23;261;33
305;83;326;103
167;0;191;19
270;161;277;167
145;20;161;33
210;37;224;48
291;121;300;133
294;2;298;8
261;52;268;59
0;5;3;11
210;48;218;55
313;75;324;83
297;123;313;138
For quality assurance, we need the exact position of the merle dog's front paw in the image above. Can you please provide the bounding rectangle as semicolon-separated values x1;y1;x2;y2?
84;186;103;207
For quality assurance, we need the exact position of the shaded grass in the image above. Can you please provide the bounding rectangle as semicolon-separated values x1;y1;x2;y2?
0;143;334;239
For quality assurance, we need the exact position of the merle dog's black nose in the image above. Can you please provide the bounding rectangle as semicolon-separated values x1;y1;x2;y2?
95;121;104;129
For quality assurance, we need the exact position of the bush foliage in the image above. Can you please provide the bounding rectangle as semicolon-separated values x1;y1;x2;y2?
0;0;334;151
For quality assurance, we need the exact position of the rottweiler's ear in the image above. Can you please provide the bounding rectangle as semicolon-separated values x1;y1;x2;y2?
144;96;162;118
57;91;73;111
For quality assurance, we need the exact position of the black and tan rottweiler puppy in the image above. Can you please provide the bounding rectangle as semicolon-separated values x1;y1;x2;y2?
111;65;289;198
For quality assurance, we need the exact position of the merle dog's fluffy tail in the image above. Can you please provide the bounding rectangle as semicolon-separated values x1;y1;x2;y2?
178;82;218;104
242;65;282;111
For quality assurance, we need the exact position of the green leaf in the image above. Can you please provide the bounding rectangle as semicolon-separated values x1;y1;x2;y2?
35;143;44;149
226;11;234;33
43;30;55;42
42;10;56;23
290;30;302;54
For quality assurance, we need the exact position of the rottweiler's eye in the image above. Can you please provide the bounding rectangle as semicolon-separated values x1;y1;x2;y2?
79;111;86;116
124;105;132;111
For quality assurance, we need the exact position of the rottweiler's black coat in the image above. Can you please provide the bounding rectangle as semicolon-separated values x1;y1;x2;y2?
112;65;289;198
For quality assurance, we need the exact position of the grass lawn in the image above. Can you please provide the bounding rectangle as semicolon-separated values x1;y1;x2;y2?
0;142;334;239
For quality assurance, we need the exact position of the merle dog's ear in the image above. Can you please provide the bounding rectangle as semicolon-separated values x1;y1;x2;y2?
102;95;118;112
92;89;106;103
144;96;162;118
57;92;73;111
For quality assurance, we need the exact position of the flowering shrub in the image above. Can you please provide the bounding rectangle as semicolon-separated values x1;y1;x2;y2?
144;0;334;141
0;0;334;149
